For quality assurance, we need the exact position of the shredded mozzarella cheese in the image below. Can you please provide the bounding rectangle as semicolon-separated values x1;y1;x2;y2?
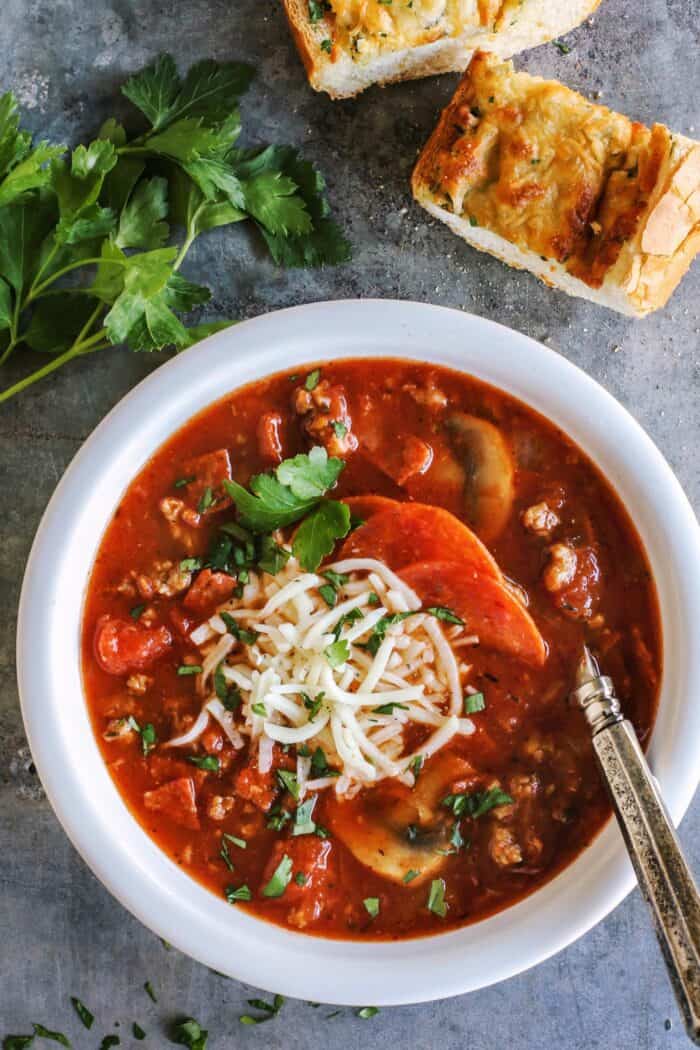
163;554;475;794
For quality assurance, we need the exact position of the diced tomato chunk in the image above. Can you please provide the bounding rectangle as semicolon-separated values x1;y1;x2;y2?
235;758;279;812
183;569;237;616
339;502;502;581
400;560;547;666
260;837;339;926
94;615;172;676
234;746;293;812
144;777;200;830
181;449;232;520
257;411;284;463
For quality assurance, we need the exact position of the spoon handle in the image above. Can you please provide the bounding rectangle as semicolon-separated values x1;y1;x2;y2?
593;719;700;1044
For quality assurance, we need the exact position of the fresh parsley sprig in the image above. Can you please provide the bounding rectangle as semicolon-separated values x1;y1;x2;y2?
0;55;350;403
223;445;351;571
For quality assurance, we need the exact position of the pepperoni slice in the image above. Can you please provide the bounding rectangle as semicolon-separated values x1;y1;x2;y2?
94;615;172;676
400;560;547;666
339;502;502;581
341;495;401;523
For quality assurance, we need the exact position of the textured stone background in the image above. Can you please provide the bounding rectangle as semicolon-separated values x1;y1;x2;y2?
1;0;699;1046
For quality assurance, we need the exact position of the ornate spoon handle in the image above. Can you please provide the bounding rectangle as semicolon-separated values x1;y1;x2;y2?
572;649;700;1044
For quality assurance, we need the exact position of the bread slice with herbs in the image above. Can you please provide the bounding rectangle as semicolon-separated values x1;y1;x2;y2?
282;0;601;100
411;52;700;317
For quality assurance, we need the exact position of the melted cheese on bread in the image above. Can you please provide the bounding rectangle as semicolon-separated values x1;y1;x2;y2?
327;0;524;59
412;53;700;314
283;0;601;99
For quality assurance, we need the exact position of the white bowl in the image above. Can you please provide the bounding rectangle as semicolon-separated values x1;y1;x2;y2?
17;300;700;1006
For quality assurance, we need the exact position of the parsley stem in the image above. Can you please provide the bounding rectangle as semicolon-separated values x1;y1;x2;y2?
0;335;19;368
0;329;110;403
27;257;126;302
75;302;106;346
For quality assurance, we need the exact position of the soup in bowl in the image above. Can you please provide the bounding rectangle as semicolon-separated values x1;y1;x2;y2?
82;356;660;939
18;301;700;1003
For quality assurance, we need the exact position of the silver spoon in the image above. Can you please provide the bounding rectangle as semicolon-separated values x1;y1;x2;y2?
571;646;700;1043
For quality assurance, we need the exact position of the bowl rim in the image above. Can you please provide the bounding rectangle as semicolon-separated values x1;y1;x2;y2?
16;299;700;1005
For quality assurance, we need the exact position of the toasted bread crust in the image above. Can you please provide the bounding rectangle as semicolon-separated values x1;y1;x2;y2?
412;54;700;316
282;0;601;99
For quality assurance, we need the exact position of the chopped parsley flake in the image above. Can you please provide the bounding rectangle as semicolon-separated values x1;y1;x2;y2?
179;557;202;572
357;1007;379;1019
324;639;350;667
261;854;293;898
239;995;284;1026
139;722;157;756
70;999;94;1031
276;769;300;800
318;583;337;607
225;884;252;903
129;604;145;620
223;832;246;849
409;754;423;781
99;1038;120;1050
177;664;202;676
372;701;408;715
174;476;195;489
427;878;447;918
220;611;259;646
187;755;220;772
304;368;321;391
363;897;380;918
197;486;215;513
464;691;486;714
144;982;157;1003
172;1018;208;1050
402;869;420;884
554;38;571;53
442;787;512;819
293;796;317;836
31;1026;70;1047
425;605;464;625
132;1024;145;1041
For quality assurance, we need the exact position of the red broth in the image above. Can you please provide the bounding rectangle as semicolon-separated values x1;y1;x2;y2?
82;358;661;940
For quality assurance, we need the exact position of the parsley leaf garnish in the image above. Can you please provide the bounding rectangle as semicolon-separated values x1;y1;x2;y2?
0;58;349;405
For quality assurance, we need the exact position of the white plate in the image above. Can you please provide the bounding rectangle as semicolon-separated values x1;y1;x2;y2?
17;300;700;1005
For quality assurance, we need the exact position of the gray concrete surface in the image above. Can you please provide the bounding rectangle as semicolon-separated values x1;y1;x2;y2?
1;0;699;1045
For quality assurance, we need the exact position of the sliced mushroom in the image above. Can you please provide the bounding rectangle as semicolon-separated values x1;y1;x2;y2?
446;412;514;542
326;753;472;885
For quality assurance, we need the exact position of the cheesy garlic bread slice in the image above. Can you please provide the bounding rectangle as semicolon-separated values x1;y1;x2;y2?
412;52;700;316
282;0;600;99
